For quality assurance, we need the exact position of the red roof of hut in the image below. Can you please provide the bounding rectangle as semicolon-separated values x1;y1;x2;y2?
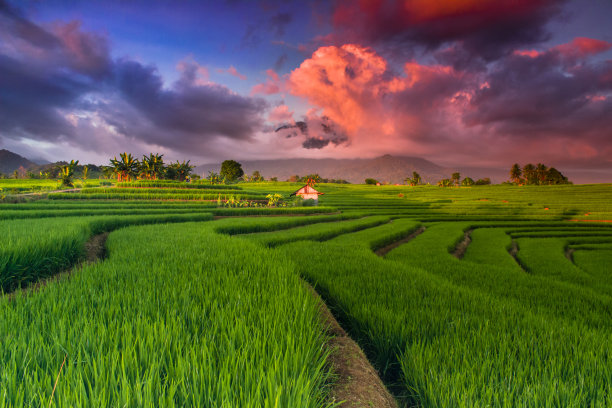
289;185;324;197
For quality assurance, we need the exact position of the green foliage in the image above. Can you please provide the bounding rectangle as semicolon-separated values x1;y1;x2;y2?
474;177;491;185
461;177;474;186
266;193;283;207
58;160;79;187
364;178;379;185
220;160;244;182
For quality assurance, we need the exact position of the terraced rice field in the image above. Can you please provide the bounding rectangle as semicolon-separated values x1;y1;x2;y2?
1;180;610;407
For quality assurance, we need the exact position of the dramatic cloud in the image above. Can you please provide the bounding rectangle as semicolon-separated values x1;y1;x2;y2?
284;40;612;166
275;111;349;149
330;0;566;61
285;44;466;151
111;58;267;150
0;3;268;159
251;69;282;94
268;104;294;122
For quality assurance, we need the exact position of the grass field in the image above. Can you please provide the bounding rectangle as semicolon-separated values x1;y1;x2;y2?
0;180;610;407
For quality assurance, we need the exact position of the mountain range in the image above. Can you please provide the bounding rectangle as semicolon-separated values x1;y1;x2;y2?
0;149;37;174
195;155;508;184
1;149;607;184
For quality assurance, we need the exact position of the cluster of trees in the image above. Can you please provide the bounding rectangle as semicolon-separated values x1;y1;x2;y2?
288;174;350;184
509;163;570;185
438;172;491;187
107;153;194;182
405;171;422;186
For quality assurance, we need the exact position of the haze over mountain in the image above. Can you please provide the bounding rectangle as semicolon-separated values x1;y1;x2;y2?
0;149;37;174
196;155;498;184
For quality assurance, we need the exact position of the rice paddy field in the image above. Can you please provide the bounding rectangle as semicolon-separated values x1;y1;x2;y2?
1;179;611;407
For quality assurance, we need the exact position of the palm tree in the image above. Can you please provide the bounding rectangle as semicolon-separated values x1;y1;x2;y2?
110;153;139;182
536;163;548;185
510;163;522;184
522;163;536;185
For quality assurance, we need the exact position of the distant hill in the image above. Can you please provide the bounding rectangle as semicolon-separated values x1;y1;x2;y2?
195;155;487;184
0;149;37;174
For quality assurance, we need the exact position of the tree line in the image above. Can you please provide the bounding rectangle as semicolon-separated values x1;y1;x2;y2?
509;163;570;185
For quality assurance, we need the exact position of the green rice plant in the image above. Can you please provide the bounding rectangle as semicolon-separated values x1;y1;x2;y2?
0;213;213;292
516;237;612;296
0;222;333;407
48;192;266;201
384;222;612;327
117;181;242;189
212;212;360;235
279;238;612;408
462;227;522;269
573;250;612;279
327;217;422;251
242;216;390;247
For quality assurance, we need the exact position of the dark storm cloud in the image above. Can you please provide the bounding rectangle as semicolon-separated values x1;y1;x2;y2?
275;115;349;149
330;0;566;61
464;45;612;140
0;3;268;155
112;59;267;148
0;1;109;142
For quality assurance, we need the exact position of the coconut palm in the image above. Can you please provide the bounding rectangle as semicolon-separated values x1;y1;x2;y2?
522;163;536;185
536;163;548;185
510;163;522;184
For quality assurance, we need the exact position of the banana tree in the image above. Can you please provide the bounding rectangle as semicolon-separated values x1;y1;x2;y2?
110;153;139;182
140;153;165;180
168;160;194;181
58;160;79;187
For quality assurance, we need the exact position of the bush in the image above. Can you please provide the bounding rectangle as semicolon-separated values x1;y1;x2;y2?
365;178;379;185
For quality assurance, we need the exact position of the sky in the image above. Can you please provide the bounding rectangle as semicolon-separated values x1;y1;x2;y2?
1;0;611;176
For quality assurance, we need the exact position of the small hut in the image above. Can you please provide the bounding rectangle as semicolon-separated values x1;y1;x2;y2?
290;184;324;202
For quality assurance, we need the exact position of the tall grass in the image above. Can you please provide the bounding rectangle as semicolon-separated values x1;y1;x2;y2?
0;213;213;292
0;222;333;407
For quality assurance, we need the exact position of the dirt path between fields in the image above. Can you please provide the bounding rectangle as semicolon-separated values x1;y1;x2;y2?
375;226;426;257
452;229;473;259
304;284;398;408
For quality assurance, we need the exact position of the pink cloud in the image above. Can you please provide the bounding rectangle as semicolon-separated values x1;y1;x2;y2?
227;65;247;80
268;104;294;122
554;37;612;59
251;69;282;95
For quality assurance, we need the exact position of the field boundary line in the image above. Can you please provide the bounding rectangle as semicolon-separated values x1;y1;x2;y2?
303;283;398;408
375;226;426;257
